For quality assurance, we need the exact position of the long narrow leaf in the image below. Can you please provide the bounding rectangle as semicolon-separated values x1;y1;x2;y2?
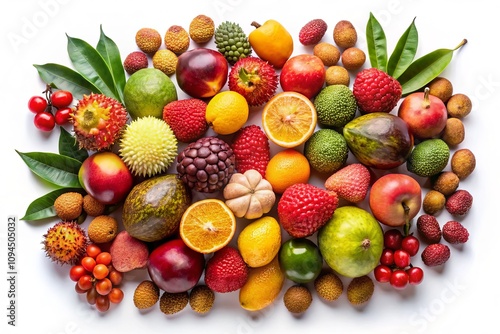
58;127;88;163
16;150;82;188
66;34;119;100
21;188;85;221
33;63;100;100
96;25;126;104
366;12;387;72
387;17;418;79
398;39;467;95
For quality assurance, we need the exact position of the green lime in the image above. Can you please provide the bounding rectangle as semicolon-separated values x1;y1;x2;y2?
304;128;348;174
314;84;357;128
123;68;178;119
278;238;322;283
407;138;450;177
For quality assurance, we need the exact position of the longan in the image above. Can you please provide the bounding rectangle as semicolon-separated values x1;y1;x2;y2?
325;66;350;86
447;93;472;118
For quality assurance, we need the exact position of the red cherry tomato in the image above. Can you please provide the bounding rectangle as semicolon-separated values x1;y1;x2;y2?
55;107;72;125
51;90;73;108
34;111;55;131
28;96;48;114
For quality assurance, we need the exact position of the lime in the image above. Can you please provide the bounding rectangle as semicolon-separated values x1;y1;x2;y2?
278;238;322;283
123;68;178;119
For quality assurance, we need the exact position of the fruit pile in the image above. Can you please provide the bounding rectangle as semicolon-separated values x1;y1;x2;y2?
20;12;476;316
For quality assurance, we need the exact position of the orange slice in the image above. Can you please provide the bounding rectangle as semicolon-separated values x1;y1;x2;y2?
179;199;236;254
262;91;317;148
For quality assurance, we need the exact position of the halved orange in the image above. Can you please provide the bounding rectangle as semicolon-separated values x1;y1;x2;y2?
262;91;317;148
179;198;236;254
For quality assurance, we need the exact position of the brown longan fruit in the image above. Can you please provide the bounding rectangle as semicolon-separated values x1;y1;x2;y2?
333;20;357;49
447;93;472;118
83;194;106;217
423;190;446;215
313;42;340;66
87;215;118;244
441;118;465;147
428;77;453;103
135;28;162;54
325;66;350;86
283;285;312;314
432;171;460;196
341;47;366;71
451;148;476;180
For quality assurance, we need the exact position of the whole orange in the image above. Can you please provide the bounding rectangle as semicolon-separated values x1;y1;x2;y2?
265;149;310;194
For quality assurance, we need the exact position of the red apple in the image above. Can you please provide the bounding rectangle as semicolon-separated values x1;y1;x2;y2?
176;48;229;99
398;87;448;139
78;151;134;205
369;173;422;227
279;54;326;99
147;238;205;293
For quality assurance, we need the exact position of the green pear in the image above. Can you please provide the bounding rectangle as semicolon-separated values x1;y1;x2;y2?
318;206;383;278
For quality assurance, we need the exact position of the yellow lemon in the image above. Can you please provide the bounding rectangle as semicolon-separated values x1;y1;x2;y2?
206;91;249;135
239;255;285;311
237;216;281;267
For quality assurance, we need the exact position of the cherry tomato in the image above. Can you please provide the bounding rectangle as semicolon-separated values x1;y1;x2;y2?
55;107;72;125
93;264;109;280
81;256;97;272
28;96;48;114
96;252;112;266
108;288;124;304
69;265;87;282
108;268;123;286
51;90;73;108
85;244;101;258
95;278;112;296
77;274;94;291
86;286;98;305
95;295;110;312
34;111;55;132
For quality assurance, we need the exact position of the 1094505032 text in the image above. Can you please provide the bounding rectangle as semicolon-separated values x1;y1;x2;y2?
6;216;17;326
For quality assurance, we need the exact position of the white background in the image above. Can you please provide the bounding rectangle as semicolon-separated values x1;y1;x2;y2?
1;0;499;333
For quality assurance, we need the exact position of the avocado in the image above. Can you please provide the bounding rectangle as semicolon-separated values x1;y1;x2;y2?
122;174;192;242
407;139;450;177
314;84;357;128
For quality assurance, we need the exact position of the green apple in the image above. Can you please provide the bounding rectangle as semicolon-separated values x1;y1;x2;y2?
318;206;383;278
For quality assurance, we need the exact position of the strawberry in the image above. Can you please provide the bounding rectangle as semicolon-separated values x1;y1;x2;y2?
231;125;270;177
442;221;469;244
324;163;370;203
278;183;339;238
352;68;402;113
421;243;450;267
162;98;208;143
204;246;248;293
299;19;328;45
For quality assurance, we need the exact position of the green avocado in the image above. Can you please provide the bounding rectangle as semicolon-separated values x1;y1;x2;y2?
122;174;191;242
314;84;357;128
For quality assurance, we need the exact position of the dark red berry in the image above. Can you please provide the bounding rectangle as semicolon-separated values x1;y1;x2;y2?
55;107;72;125
390;269;409;289
401;235;420;256
407;267;424;285
379;248;394;266
34;111;56;131
384;229;403;250
374;265;392;283
393;249;411;268
51;90;73;108
28;96;48;114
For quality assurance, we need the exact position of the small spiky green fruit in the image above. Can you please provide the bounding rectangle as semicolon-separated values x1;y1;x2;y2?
215;21;252;65
120;116;178;177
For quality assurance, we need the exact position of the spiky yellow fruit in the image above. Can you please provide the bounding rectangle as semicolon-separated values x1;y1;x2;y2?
42;221;89;265
71;93;128;151
119;116;178;177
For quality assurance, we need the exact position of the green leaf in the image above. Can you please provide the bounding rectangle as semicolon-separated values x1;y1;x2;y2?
387;17;419;79
16;150;82;188
96;25;126;104
66;34;120;100
21;188;85;221
398;39;467;95
366;12;388;72
33;63;100;100
58;127;88;163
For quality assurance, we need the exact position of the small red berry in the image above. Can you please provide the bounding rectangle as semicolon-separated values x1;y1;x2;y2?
407;266;424;285
384;228;403;250
401;235;420;256
390;269;409;289
374;265;392;283
393;249;411;268
28;96;48;114
379;248;394;266
55;107;72;125
51;90;73;108
34;111;55;131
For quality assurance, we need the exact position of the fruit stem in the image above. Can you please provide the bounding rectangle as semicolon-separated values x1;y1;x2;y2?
422;87;431;109
361;238;371;250
251;21;261;29
402;202;411;236
454;39;468;51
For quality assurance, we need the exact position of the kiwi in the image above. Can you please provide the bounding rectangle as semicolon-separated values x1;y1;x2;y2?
428;77;453;103
447;93;472;118
341;47;366;70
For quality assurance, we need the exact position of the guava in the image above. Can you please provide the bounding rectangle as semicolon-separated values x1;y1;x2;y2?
317;206;383;278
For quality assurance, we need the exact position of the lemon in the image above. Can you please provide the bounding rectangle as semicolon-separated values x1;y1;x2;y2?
237;216;281;267
239;255;285;311
206;91;249;135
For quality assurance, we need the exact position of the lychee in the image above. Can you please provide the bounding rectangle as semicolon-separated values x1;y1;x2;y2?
162;98;208;143
421;243;450;267
123;51;148;75
416;214;442;244
442;221;469;244
299;19;328;45
445;189;473;216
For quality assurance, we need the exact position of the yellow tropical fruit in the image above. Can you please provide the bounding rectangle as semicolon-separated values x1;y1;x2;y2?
179;199;236;254
237;216;281;267
206;91;249;135
239;255;285;311
262;91;317;148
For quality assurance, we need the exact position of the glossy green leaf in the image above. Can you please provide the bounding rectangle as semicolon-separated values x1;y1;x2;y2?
398;39;467;95
58;127;88;163
366;12;387;72
96;26;126;104
16;150;82;188
66;34;119;100
33;63;100;100
387;17;418;79
21;188;85;221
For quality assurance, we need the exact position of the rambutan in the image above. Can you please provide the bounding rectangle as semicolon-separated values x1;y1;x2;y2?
228;56;278;106
71;93;128;151
42;221;89;265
